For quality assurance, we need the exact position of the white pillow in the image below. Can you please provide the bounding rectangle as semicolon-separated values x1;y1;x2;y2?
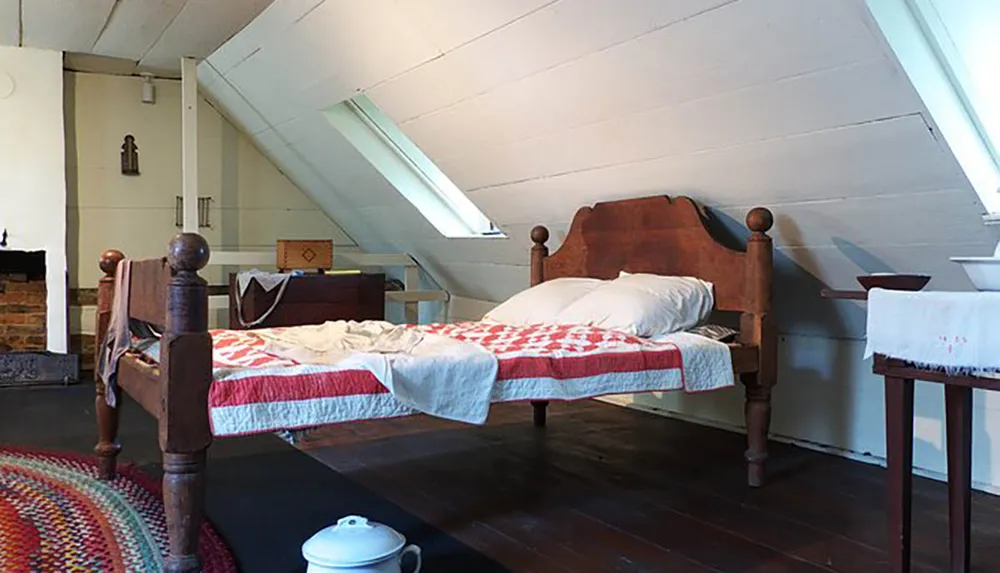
554;272;714;337
483;277;606;325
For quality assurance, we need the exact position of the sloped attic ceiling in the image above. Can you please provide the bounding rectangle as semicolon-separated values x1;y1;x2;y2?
200;0;998;339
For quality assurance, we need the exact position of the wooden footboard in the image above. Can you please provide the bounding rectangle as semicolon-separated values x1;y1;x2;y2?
93;233;213;573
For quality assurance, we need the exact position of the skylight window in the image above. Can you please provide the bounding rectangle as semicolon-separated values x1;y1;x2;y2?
866;0;1000;214
324;95;503;238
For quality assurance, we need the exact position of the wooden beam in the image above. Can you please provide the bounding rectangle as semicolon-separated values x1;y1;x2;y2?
181;56;199;232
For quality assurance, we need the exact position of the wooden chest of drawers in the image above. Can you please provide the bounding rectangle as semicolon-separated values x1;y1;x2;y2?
228;272;385;330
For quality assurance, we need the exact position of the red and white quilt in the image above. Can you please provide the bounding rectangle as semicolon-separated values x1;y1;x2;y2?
189;322;735;437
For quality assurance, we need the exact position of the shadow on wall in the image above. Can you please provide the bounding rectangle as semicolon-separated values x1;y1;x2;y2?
620;208;864;466
63;72;81;289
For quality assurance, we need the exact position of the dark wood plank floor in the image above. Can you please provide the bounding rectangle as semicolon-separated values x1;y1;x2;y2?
294;400;1000;573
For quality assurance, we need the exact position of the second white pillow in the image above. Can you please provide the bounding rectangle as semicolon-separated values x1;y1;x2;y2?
555;272;714;337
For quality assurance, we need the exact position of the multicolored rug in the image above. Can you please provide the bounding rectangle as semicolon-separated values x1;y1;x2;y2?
0;446;238;573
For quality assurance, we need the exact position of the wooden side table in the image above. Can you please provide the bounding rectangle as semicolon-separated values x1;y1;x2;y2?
823;287;984;573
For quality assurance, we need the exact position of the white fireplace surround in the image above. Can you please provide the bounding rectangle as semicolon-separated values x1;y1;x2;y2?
0;46;68;353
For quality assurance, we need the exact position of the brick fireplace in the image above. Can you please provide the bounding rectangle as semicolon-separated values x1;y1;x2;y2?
0;249;76;387
0;250;47;351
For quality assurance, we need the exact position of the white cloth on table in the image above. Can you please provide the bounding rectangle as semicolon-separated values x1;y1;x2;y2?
864;288;1000;375
255;320;499;425
234;269;292;327
236;268;290;297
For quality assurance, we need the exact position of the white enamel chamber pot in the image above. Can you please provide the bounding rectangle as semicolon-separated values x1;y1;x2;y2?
302;515;422;573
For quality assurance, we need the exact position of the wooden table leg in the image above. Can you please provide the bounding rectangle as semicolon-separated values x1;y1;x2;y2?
885;375;914;573
945;385;972;573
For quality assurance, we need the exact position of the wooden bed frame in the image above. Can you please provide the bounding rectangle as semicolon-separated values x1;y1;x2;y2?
93;194;774;572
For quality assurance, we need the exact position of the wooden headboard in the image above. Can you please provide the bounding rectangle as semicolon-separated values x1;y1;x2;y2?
529;195;774;315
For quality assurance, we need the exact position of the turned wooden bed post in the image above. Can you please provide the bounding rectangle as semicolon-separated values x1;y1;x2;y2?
95;249;125;480
740;207;775;487
530;225;550;428
160;233;213;573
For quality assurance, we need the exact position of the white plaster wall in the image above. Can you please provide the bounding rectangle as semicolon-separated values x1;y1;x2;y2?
0;46;68;352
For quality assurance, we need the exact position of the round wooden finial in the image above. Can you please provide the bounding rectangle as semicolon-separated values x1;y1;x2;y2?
99;249;125;276
746;207;773;234
531;225;550;245
167;233;210;272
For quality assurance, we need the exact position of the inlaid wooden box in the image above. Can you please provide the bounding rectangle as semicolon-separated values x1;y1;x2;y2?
276;239;333;272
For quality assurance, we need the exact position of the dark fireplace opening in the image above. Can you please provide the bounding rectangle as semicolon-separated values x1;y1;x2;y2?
0;250;46;281
0;249;77;386
1;249;48;354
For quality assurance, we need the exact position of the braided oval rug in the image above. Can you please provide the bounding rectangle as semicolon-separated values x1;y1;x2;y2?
0;447;238;573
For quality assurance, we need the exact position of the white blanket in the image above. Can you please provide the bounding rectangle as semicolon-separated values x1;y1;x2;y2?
256;321;498;424
864;288;1000;375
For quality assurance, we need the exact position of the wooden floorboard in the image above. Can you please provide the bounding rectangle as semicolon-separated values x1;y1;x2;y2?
296;400;999;573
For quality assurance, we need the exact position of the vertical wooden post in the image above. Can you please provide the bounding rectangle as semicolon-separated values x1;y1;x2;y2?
181;57;199;233
885;374;915;573
94;249;124;480
530;225;550;428
740;207;775;487
404;263;420;324
945;384;972;573
160;233;212;573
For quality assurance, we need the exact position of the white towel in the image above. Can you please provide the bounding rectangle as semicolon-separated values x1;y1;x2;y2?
864;288;1000;374
257;321;499;424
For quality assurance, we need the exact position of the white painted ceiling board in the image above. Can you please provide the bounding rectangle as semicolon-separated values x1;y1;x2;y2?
366;0;738;123
221;0;440;129
0;0;19;45
138;0;273;72
200;75;270;136
716;189;995;250
90;0;188;61
467;114;970;225
21;0;117;52
205;0;324;74
197;59;223;90
392;0;557;53
429;59;924;192
396;0;894;155
252;128;286;154
285;132;403;208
